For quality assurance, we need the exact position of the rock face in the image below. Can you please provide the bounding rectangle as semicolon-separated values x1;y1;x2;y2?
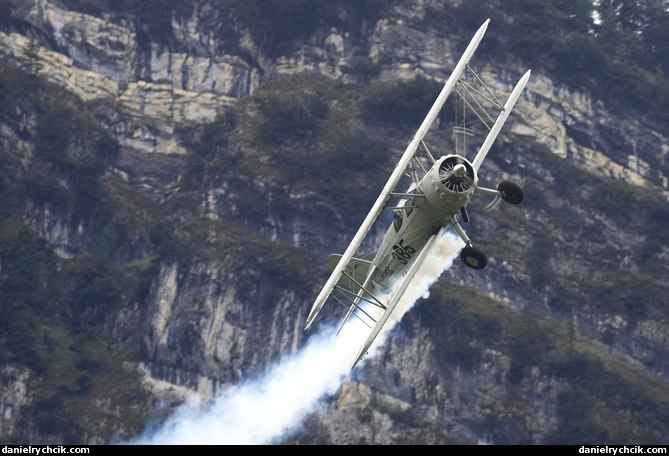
0;367;31;437
1;0;260;155
1;0;668;445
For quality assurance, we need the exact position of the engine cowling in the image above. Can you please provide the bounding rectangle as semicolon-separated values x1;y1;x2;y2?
419;155;478;213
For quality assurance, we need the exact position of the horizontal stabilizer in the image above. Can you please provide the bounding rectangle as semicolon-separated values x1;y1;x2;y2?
327;255;373;295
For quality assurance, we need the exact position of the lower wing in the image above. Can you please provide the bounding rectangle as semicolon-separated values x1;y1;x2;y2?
352;226;446;368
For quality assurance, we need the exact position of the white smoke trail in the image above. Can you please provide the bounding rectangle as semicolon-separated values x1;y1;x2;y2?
132;232;463;445
348;232;465;362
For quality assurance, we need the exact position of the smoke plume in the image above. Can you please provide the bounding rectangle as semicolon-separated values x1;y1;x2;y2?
132;232;463;444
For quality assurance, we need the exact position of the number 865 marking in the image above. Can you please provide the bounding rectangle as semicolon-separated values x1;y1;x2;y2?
392;240;415;265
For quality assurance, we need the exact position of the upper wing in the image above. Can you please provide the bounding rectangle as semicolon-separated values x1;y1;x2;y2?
304;19;492;330
471;69;531;171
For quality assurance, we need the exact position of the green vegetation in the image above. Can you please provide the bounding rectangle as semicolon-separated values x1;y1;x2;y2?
417;282;669;443
0;226;59;373
543;338;669;444
189;110;237;160
0;65;150;441
470;139;669;321
58;0;192;43
60;0;401;55
0;219;152;442
53;0;669;126
362;76;443;128
26;329;149;443
225;0;398;54
2;0;669;444
253;87;329;145
430;0;669;124
35;104;119;219
418;285;505;370
347;56;382;79
180;74;394;224
525;236;554;290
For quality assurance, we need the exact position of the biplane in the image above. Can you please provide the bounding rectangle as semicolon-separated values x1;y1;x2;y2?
304;19;531;368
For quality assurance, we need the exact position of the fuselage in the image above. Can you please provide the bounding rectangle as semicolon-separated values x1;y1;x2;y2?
368;154;477;294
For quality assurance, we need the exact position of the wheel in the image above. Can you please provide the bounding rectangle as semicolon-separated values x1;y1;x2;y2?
460;245;487;269
498;181;523;204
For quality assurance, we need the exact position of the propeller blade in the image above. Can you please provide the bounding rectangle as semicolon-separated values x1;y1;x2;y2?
459;206;470;223
483;194;502;212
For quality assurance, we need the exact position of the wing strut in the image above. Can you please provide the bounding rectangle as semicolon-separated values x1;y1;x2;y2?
305;19;491;330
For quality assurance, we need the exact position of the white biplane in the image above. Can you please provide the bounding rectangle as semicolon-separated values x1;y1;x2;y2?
304;19;531;368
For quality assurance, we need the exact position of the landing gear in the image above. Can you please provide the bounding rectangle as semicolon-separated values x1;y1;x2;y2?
498;181;523;204
460;244;487;269
450;218;488;270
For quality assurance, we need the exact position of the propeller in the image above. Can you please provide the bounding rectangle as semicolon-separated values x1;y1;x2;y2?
483;194;502;212
484;181;523;211
440;156;474;193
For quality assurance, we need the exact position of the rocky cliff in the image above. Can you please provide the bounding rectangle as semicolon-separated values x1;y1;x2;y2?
1;0;668;444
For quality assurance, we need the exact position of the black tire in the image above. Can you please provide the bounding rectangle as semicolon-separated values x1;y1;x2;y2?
498;181;523;204
460;246;487;269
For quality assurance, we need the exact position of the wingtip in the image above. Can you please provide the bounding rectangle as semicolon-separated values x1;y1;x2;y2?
352;347;366;369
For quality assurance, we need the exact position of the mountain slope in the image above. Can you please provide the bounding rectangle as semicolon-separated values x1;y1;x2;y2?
0;0;668;444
